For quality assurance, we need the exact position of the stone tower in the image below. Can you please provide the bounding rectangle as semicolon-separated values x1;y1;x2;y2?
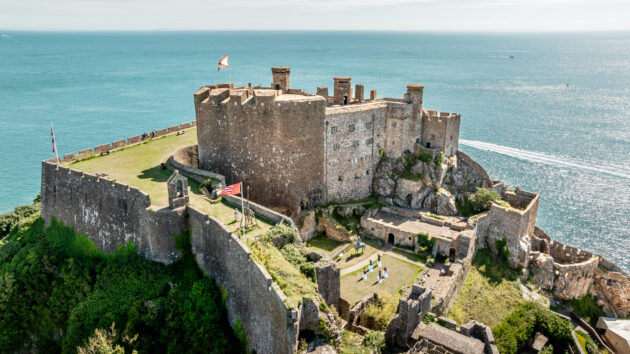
271;67;290;92
333;77;352;105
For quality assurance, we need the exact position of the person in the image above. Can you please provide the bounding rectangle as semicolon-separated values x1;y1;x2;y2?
369;259;374;272
383;267;388;279
377;271;382;283
362;267;367;280
377;254;382;267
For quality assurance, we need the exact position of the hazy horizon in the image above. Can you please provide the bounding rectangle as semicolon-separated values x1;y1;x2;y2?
1;0;629;32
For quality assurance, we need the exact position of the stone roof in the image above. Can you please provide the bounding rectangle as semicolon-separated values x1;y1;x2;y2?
417;324;485;354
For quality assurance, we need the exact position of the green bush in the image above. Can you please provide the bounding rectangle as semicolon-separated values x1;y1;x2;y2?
0;199;40;239
417;233;436;249
433;152;444;167
0;210;240;353
568;293;604;328
362;331;385;353
493;302;573;354
494;238;510;262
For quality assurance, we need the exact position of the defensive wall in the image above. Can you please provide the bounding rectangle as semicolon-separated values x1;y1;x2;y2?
475;188;539;268
40;124;313;353
60;121;196;163
455;151;493;189
188;207;297;353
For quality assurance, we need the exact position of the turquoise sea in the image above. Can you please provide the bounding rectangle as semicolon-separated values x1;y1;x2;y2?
1;31;629;271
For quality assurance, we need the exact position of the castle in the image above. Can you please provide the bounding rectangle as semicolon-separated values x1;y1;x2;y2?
194;67;459;215
39;66;630;354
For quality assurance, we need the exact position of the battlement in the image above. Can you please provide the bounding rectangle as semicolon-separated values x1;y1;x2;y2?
59;120;196;163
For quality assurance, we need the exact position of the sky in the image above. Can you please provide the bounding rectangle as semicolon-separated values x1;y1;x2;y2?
0;0;629;32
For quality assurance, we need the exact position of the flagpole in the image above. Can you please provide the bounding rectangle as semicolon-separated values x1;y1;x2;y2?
51;122;60;165
240;182;245;236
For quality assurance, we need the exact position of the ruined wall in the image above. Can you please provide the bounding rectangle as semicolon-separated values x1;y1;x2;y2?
195;87;327;214
318;215;353;243
40;161;182;264
455;151;493;189
475;190;539;268
553;257;599;300
325;102;387;202
360;215;417;249
188;207;297;354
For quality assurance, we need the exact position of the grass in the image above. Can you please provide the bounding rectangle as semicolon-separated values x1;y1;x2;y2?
247;228;318;310
448;249;526;328
306;235;344;254
340;254;422;305
67;129;271;237
337;242;378;270
392;247;429;263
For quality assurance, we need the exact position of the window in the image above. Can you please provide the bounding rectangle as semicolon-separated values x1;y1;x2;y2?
333;143;340;151
331;126;337;134
366;138;373;145
450;135;454;140
366;169;370;175
338;175;343;181
349;124;355;132
392;122;397;128
352;140;360;148
365;122;372;130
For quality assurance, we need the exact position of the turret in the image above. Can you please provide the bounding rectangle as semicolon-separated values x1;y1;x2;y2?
271;67;290;92
333;77;352;105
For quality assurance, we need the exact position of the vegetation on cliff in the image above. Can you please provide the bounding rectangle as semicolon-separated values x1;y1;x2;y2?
493;301;573;354
456;187;509;216
0;202;241;353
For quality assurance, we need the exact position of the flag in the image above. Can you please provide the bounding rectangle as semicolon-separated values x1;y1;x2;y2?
217;55;229;72
50;123;58;158
219;182;241;196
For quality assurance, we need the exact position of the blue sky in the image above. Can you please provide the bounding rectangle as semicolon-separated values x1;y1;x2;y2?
1;0;628;31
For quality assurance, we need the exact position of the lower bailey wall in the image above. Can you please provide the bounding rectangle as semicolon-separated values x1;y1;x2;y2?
40;160;182;264
188;207;297;354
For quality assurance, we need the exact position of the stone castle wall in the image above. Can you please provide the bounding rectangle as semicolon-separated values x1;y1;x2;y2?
325;103;387;202
40;161;183;264
195;87;327;215
455;151;493;189
61;121;196;163
188;207;297;354
475;190;539;268
421;111;460;157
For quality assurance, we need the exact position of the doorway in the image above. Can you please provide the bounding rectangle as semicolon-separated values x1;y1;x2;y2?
388;233;395;245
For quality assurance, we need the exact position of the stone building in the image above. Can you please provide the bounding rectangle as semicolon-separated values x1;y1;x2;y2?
194;67;461;214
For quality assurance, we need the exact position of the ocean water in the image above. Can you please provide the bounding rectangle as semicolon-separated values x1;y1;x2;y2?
1;31;629;271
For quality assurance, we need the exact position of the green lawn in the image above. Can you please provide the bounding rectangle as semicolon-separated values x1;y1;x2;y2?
447;250;526;328
340;254;422;305
306;235;344;254
67;128;272;237
336;243;379;270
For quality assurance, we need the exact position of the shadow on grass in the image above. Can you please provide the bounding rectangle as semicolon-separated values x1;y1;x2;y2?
137;165;172;183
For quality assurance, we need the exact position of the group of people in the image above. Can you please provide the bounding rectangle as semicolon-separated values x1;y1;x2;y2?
361;254;388;284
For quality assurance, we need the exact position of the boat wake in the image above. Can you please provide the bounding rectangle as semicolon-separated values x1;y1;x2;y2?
459;139;630;180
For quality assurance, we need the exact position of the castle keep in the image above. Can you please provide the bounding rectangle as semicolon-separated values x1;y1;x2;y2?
194;67;460;214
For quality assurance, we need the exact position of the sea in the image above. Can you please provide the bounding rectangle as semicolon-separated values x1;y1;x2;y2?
1;31;629;271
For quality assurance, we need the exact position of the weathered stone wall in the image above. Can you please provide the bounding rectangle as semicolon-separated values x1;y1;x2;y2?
360;215;417;249
325;102;388;202
593;267;630;317
318;215;353;243
475;190;539;268
168;145;226;184
195;86;327;215
61;121;196;163
553;257;599;300
386;285;432;347
455;151;493;189
40;161;182;264
188;207;297;354
421;112;460;157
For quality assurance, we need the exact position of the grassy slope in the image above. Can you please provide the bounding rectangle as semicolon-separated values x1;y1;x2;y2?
448;250;525;328
306;235;343;254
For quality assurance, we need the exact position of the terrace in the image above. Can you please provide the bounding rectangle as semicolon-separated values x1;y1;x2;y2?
66;127;272;236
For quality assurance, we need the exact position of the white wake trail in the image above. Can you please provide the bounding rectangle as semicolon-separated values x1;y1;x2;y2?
459;139;630;180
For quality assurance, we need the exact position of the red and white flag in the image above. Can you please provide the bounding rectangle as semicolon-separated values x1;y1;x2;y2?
219;182;241;196
217;55;229;72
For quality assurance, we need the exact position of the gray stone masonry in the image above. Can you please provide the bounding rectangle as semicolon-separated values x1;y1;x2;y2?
316;260;341;309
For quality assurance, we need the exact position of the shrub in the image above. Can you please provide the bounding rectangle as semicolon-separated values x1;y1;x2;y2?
363;294;397;331
417;233;436;249
468;187;502;212
433;152;444;167
362;331;385;353
494;238;510;262
493;302;573;354
568;293;604;328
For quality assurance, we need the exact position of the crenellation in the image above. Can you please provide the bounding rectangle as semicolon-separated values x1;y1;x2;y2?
155;128;167;137
63;153;76;162
167;125;180;133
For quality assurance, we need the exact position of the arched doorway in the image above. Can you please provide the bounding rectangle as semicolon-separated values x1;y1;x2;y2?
388;233;395;245
449;248;456;261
